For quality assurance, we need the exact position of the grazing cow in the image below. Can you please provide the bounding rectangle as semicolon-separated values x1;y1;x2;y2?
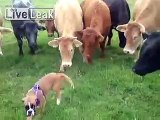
117;0;160;61
103;0;130;48
0;9;13;55
11;0;45;55
45;20;59;37
48;0;83;72
75;0;111;63
132;32;160;76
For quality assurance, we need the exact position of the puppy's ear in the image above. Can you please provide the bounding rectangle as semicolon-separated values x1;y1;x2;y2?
22;97;26;102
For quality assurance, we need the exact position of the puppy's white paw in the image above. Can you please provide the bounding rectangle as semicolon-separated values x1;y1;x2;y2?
56;98;61;105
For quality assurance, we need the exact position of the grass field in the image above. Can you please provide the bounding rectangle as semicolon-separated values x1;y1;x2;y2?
1;0;160;120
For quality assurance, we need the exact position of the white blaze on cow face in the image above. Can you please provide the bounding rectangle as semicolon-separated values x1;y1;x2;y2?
48;37;82;71
117;22;145;54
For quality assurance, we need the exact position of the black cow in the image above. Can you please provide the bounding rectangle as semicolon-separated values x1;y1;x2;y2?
103;0;130;48
11;0;45;55
132;32;160;76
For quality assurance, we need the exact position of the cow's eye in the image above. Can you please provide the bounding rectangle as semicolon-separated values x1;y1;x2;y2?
70;49;73;52
133;36;138;40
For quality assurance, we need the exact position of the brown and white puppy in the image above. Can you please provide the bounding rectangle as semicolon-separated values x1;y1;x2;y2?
22;72;74;120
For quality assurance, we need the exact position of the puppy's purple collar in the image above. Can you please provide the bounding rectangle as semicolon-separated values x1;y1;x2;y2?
32;84;45;107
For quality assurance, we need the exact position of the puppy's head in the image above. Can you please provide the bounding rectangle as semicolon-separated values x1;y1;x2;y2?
22;93;37;117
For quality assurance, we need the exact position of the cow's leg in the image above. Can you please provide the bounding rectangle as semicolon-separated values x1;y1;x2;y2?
107;27;113;46
0;39;3;55
118;31;126;48
100;39;106;58
27;39;38;55
15;34;23;55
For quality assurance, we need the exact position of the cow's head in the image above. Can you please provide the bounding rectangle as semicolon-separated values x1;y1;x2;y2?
0;27;13;55
117;22;145;54
45;20;55;37
19;21;46;54
132;32;160;76
75;28;104;64
48;37;82;71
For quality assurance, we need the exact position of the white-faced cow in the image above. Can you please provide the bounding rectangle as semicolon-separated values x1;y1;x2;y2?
117;0;160;61
48;0;83;72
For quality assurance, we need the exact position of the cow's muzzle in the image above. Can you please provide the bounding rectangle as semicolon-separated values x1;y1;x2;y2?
123;48;135;55
60;62;72;72
48;33;53;37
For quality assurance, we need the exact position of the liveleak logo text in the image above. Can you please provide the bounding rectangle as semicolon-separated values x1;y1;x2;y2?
5;8;54;20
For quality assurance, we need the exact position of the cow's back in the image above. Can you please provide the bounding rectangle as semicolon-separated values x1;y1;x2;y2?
54;0;83;36
103;0;130;26
82;0;111;34
133;0;160;32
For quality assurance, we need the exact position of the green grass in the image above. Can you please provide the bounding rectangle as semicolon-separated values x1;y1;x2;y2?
1;0;160;120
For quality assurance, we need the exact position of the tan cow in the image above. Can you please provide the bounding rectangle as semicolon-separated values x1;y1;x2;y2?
0;9;13;55
48;0;83;72
75;0;111;63
117;0;160;61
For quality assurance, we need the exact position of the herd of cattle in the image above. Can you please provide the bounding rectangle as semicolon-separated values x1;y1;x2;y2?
1;0;160;76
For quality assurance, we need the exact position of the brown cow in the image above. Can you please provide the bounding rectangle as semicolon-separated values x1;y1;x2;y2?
117;0;160;61
75;0;111;63
38;20;59;37
45;20;59;37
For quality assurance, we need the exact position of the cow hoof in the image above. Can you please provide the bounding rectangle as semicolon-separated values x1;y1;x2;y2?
100;54;105;58
19;52;24;56
0;52;3;56
107;43;111;46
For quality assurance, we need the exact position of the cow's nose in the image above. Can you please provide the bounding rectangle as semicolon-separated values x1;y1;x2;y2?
48;33;53;37
123;49;129;54
62;62;72;68
63;64;71;68
86;55;92;64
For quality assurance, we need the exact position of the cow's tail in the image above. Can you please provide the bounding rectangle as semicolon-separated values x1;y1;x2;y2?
63;75;75;89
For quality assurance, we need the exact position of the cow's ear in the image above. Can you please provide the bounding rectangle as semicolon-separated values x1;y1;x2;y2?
0;27;13;34
116;24;128;32
97;34;104;42
48;39;59;48
138;23;145;33
37;25;46;31
74;31;83;41
73;39;83;47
